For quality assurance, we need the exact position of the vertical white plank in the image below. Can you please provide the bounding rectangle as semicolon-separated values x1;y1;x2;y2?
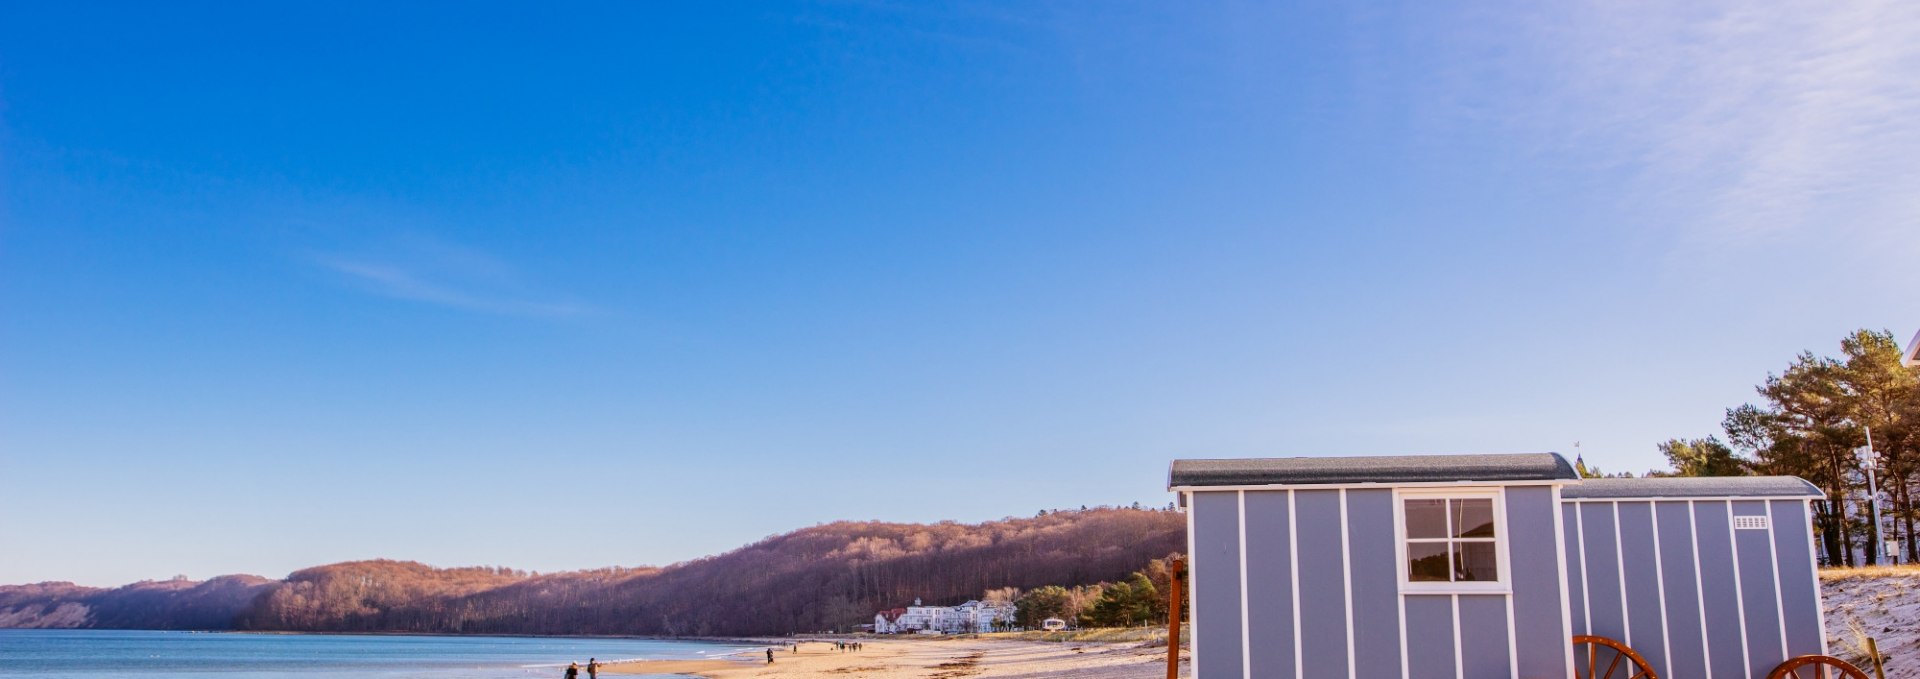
1553;486;1576;679
1187;492;1200;679
1689;501;1712;679
1240;491;1251;679
1290;490;1303;679
1341;489;1356;679
1650;501;1672;676
1613;501;1631;646
1725;502;1751;679
1766;501;1787;660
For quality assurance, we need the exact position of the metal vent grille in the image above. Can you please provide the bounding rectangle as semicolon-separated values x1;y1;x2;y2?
1733;515;1771;530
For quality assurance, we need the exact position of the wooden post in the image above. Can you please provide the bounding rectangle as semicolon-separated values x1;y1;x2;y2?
1167;556;1186;679
1866;637;1886;679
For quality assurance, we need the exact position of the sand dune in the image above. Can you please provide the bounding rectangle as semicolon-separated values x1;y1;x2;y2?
1822;566;1919;679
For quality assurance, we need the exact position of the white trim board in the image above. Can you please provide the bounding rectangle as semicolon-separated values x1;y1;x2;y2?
1238;491;1251;679
1340;489;1356;679
1766;500;1788;660
1289;490;1304;679
1576;502;1592;638
1613;502;1632;647
1725;502;1752;679
1551;485;1577;679
1690;501;1712;679
1804;499;1829;656
1185;491;1200;679
1648;501;1673;677
1451;593;1465;679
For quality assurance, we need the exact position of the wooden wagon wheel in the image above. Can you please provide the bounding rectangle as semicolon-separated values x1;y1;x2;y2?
1768;655;1871;679
1572;635;1659;679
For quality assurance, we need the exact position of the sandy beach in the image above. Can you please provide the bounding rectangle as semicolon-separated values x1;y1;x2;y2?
604;638;1181;678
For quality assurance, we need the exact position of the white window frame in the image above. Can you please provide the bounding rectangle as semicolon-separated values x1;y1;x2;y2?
1393;487;1512;594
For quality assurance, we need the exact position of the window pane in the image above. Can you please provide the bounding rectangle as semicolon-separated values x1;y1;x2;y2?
1455;541;1499;581
1451;499;1495;538
1405;499;1448;539
1408;542;1450;581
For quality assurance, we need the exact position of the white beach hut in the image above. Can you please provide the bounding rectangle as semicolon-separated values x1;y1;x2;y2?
1170;453;1838;679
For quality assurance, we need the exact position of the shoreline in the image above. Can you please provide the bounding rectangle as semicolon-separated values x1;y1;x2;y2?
49;628;789;646
0;628;1189;677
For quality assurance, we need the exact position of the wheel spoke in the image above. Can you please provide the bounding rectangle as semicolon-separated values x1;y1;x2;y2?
1572;636;1659;679
1769;655;1872;679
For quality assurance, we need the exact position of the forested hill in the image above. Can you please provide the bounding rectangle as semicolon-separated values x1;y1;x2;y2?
0;575;275;630
0;507;1185;636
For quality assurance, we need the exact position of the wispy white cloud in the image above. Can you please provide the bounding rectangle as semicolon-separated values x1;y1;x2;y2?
312;238;592;318
1396;0;1920;257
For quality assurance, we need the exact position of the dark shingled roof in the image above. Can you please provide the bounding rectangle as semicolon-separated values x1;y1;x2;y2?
1561;476;1821;499
1168;453;1579;488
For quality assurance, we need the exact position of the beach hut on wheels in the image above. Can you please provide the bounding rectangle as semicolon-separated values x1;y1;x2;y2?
1170;453;1855;679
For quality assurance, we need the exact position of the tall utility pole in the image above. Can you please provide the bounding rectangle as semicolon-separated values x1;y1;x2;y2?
1859;427;1885;565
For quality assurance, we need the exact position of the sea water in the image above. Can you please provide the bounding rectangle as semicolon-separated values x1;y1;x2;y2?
0;629;759;679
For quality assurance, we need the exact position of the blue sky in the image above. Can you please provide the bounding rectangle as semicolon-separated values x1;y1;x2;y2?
2;1;1916;587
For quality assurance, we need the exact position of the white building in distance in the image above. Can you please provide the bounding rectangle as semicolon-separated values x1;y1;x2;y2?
872;598;1017;634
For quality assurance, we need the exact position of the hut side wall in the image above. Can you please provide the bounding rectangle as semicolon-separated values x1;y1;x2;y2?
1563;498;1825;679
1655;502;1709;679
1186;485;1566;679
1507;485;1573;678
1191;490;1244;679
1770;501;1823;659
1348;488;1404;679
1243;490;1296;677
1404;594;1455;679
1295;489;1350;679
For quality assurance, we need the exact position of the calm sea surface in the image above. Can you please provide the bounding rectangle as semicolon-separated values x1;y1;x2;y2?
0;629;759;679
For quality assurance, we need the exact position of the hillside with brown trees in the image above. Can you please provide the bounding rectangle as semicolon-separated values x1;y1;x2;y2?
0;575;274;629
0;507;1185;636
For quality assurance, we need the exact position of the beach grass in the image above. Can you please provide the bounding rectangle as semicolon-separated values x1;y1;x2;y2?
978;626;1188;645
1819;564;1920;582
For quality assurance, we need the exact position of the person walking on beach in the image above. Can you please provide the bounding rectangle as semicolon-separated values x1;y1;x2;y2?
563;662;579;679
586;658;599;679
766;648;775;664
